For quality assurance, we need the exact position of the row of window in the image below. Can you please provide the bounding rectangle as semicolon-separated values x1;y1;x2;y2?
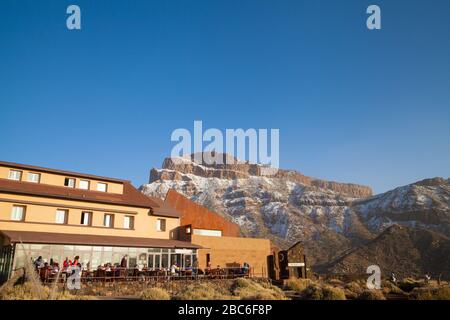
8;169;108;192
9;205;167;231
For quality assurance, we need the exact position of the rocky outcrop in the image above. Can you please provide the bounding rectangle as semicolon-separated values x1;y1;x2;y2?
150;154;373;198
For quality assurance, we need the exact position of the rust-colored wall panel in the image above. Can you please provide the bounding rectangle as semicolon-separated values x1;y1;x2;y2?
164;190;240;237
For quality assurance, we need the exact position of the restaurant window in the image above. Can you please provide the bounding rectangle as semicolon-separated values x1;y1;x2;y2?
27;172;40;183
97;182;107;192
79;179;90;190
123;216;134;229
11;205;25;221
8;170;22;181
156;218;166;232
161;254;169;268
103;214;114;228
80;211;92;226
148;255;154;269
55;209;68;224
64;178;75;188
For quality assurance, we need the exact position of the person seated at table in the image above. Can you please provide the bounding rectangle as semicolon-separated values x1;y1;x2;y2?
52;263;60;273
120;255;128;268
206;261;212;273
34;256;44;269
242;262;250;275
63;257;71;271
72;256;80;267
170;263;179;276
192;260;199;275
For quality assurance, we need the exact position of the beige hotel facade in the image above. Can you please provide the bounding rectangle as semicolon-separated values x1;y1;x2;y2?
0;161;202;282
0;161;272;283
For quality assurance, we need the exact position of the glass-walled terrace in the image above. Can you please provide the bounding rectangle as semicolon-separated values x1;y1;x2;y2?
13;243;197;271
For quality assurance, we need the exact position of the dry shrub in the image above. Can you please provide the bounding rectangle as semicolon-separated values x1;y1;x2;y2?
284;278;312;292
301;283;346;300
0;246;93;301
141;287;171;300
233;278;287;300
344;281;364;298
382;281;405;295
398;278;425;292
358;289;386;300
79;282;147;297
327;278;345;287
0;281;50;300
323;286;346;300
410;286;450;300
0;276;94;300
174;281;234;300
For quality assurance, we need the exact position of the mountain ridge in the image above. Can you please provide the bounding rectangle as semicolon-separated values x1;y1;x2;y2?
141;154;449;274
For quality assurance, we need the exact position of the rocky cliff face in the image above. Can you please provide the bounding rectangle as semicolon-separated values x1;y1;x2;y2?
141;154;449;270
149;154;373;198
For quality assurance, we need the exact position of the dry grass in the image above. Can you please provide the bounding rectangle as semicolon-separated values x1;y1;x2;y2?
326;278;345;287
409;286;450;300
398;278;426;292
173;281;234;300
284;278;312;292
141;287;171;300
343;281;365;299
358;289;386;300
0;244;94;300
382;281;405;295
172;278;288;300
232;278;287;300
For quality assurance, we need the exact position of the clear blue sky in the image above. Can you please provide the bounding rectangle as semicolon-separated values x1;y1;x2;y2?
1;0;449;194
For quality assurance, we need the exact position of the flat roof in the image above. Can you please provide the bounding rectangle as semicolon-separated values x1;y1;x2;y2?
1;230;201;249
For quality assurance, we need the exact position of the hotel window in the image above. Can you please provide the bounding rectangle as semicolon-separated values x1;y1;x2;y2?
103;214;114;228
123;216;134;229
156;218;166;232
28;172;40;183
97;182;107;192
64;178;75;188
55;209;68;224
8;170;22;181
11;205;26;221
80;211;92;226
79;179;90;190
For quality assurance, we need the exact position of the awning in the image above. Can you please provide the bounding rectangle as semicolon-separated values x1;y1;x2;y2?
0;230;201;249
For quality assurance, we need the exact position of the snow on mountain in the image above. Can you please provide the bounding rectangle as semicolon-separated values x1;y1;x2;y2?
354;178;450;236
140;155;449;267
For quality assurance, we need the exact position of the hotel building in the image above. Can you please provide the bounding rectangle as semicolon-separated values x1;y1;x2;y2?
0;161;272;283
0;161;200;282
